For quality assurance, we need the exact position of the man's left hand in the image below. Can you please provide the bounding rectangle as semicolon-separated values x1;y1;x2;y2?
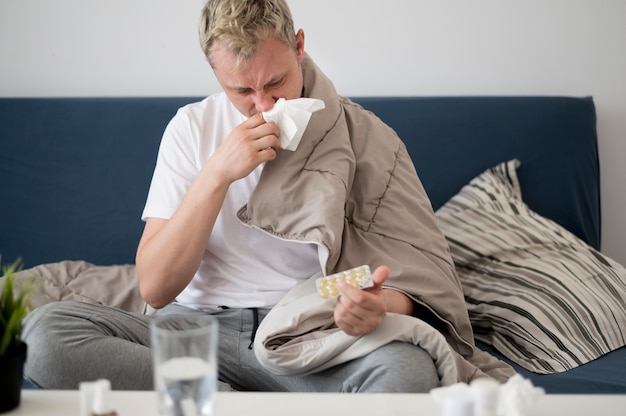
334;265;390;336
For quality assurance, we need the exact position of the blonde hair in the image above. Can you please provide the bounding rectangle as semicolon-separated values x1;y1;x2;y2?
199;0;297;68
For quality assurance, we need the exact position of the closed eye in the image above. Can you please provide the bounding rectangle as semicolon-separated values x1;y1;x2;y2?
267;78;285;89
235;88;253;96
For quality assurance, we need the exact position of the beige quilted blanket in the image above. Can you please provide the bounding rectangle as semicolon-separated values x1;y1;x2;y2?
3;260;145;313
253;276;460;386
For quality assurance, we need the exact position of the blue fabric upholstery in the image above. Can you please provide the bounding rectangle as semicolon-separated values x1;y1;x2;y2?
1;97;195;268
0;96;600;269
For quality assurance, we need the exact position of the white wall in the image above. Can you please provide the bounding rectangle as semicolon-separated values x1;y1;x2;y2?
1;0;625;265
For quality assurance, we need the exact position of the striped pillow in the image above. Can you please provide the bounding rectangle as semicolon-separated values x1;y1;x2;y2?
435;159;626;374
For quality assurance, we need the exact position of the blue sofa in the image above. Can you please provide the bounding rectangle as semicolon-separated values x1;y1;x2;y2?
1;96;624;393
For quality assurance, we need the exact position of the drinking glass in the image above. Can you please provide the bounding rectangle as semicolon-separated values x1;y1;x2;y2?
151;314;218;416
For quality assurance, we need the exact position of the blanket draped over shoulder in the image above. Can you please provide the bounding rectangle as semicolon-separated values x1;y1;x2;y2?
240;54;515;385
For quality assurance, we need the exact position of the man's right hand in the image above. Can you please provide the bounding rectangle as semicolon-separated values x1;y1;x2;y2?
207;113;280;186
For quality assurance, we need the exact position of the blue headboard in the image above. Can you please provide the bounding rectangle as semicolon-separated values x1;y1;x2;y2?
0;96;599;268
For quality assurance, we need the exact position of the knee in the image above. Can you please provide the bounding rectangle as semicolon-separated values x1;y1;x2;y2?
22;302;61;349
354;341;440;393
398;344;440;392
23;301;82;345
22;301;87;386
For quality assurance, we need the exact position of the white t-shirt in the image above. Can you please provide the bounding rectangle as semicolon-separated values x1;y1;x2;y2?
142;93;322;310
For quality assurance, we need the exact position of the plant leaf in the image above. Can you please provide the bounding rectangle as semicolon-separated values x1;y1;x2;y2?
0;257;40;356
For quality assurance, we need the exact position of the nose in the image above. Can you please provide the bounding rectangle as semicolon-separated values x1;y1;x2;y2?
253;93;276;113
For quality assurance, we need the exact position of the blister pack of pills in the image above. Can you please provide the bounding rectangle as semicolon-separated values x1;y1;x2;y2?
316;265;373;299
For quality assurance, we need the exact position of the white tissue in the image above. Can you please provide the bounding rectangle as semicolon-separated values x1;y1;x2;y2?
430;375;545;416
262;97;325;151
497;375;545;416
471;378;500;416
431;384;474;416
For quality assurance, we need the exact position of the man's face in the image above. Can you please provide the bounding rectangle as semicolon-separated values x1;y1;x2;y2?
211;29;305;117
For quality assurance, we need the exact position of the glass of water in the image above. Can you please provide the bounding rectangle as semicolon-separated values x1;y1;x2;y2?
151;315;219;416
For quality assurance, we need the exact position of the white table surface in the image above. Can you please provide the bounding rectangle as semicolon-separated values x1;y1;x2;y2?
6;390;626;416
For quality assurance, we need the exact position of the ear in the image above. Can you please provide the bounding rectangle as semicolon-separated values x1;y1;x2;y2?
295;29;305;62
204;53;216;69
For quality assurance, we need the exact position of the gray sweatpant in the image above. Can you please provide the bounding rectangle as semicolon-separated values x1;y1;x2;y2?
22;301;439;392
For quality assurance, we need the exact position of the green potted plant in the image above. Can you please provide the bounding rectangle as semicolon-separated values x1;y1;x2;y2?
0;257;38;412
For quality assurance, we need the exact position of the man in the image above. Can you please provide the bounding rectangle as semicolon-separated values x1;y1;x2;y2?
23;0;513;391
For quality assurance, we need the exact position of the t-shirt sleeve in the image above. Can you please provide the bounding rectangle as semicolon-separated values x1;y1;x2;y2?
141;109;200;221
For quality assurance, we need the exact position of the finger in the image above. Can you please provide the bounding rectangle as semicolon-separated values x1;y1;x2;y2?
336;279;362;301
244;112;268;128
250;121;280;146
370;265;390;289
257;146;277;161
245;112;281;138
335;301;379;336
336;283;376;319
252;132;280;152
334;298;367;335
